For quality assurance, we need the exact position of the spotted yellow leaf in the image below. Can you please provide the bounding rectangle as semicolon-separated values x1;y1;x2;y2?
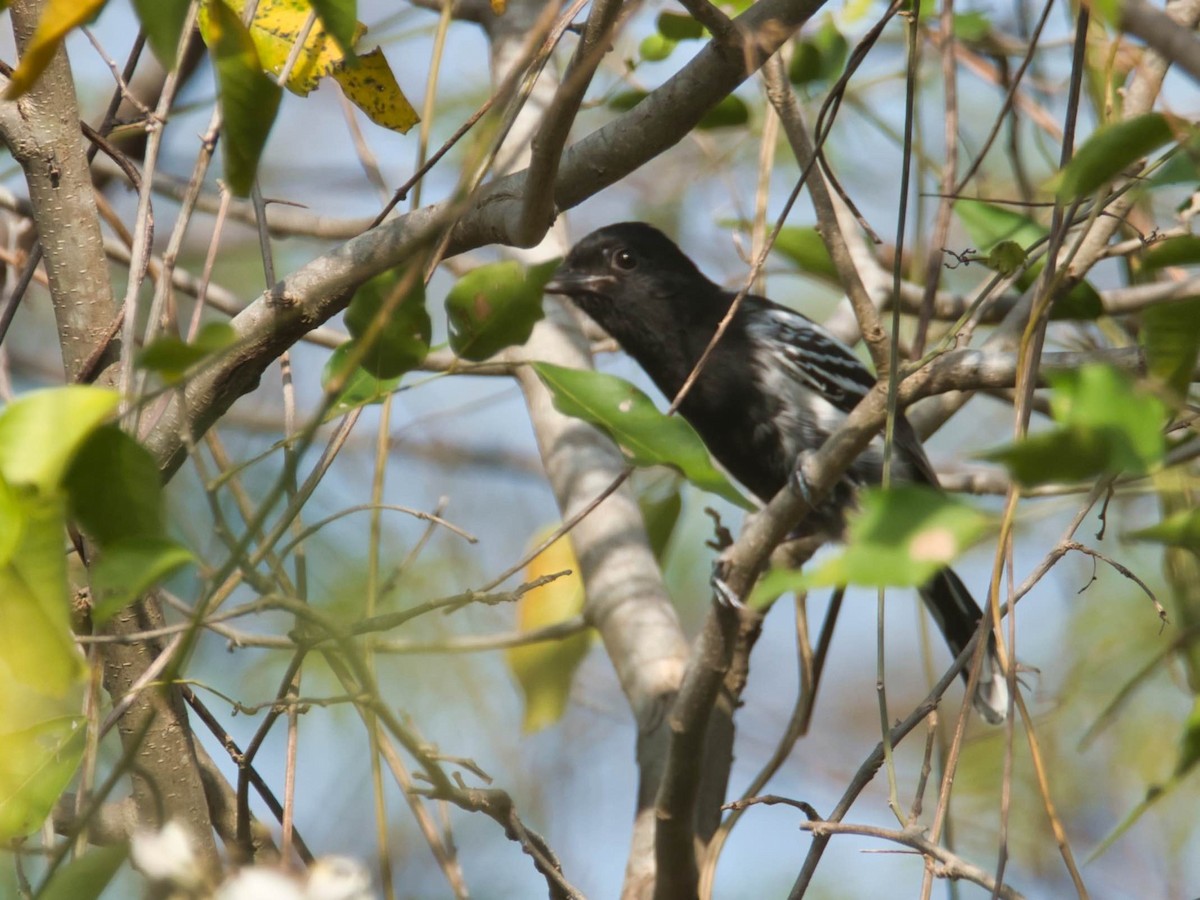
332;48;419;134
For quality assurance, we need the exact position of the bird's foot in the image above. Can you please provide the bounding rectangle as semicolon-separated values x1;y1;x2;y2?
788;450;819;507
710;559;745;609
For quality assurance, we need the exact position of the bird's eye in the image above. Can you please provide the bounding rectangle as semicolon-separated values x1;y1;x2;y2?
612;248;637;271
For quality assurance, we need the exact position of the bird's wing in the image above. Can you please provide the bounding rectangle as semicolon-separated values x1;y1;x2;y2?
746;303;877;416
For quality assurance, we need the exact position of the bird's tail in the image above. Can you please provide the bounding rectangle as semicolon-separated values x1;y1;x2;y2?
918;567;1009;724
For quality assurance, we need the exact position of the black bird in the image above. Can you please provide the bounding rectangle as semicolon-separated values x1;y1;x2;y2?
544;221;1008;724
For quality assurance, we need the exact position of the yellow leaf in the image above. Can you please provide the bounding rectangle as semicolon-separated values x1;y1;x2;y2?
333;48;419;134
506;530;592;733
490;0;506;13
207;0;365;96
5;0;108;99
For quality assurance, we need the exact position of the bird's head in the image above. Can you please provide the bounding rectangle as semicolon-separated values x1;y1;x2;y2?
544;222;714;322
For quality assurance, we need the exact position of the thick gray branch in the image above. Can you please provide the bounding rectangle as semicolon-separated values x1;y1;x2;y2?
141;0;828;477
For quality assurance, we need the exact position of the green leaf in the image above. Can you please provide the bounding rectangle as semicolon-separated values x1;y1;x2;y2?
747;566;805;610
952;10;991;42
1141;296;1200;399
609;89;647;113
698;95;750;130
720;221;838;282
1128;507;1200;550
1049;279;1104;321
1142;235;1200;270
956;200;1103;319
308;0;357;53
202;0;283;196
532;363;753;509
39;844;129;900
656;11;704;41
343;270;430;378
0;475;23;565
788;19;847;86
321;342;402;412
1087;696;1200;862
639;33;676;62
64;426;164;546
132;0;192;68
986;365;1166;486
956;199;1045;253
0;490;87;841
638;479;682;561
90;538;195;624
984;240;1027;275
0;493;85;700
0;386;119;492
773;226;838;281
1055;113;1176;201
1088;0;1122;27
137;322;237;381
788;39;822;86
0;717;85;841
799;486;993;589
446;260;555;361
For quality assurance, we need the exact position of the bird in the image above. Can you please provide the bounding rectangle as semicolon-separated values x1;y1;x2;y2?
543;221;1008;724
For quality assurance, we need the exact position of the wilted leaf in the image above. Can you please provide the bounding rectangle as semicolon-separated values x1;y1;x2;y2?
308;0;357;52
211;0;362;95
506;530;592;732
532;363;753;509
332;47;419;133
446;260;555;361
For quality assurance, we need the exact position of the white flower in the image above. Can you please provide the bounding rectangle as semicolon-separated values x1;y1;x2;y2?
305;856;375;900
130;821;204;889
214;867;305;900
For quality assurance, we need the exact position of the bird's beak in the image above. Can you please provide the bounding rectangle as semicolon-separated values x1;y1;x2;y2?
543;270;614;296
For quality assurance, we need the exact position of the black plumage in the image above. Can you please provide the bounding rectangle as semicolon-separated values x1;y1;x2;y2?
544;221;1007;724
